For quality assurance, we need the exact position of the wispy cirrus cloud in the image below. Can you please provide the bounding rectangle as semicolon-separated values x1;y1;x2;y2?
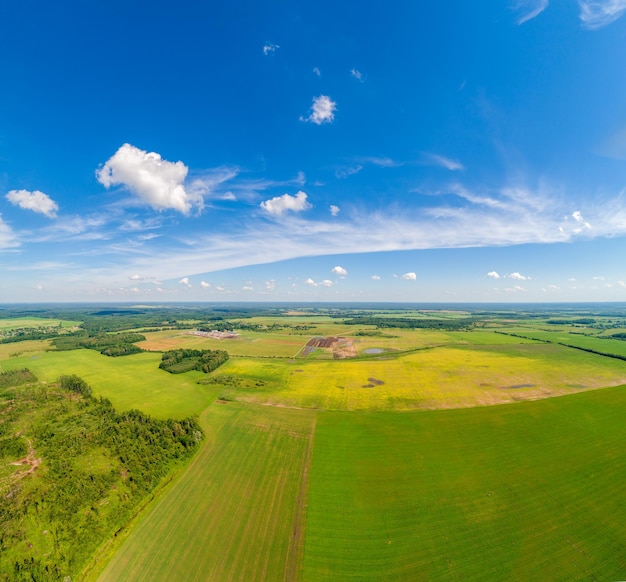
350;68;364;82
187;166;240;201
0;215;18;250
357;156;403;168
335;165;363;179
336;156;402;178
512;0;549;25
28;179;626;293
424;153;465;171
579;0;626;28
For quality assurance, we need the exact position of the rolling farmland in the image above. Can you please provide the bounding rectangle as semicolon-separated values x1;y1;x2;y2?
2;304;626;581
95;402;316;582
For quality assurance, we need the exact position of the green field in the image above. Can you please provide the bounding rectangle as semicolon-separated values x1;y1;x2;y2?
2;306;626;580
0;317;81;330
92;381;626;581
302;386;626;581
498;328;626;359
138;329;307;358
96;402;316;581
0;349;212;419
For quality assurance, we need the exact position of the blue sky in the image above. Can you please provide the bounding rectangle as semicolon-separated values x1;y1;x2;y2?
2;0;626;302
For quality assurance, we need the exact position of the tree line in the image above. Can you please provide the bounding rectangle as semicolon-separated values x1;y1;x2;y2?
51;331;145;357
0;372;203;581
159;348;229;374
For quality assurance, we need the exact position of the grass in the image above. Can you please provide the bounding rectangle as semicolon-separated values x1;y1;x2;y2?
138;329;307;357
0;317;81;330
214;343;626;411
137;327;540;361
0;339;51;360
498;329;626;358
95;401;316;582
5;310;626;579
302;385;626;581
0;349;212;419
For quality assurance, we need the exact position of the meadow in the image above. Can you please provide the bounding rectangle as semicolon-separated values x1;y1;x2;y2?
94;402;316;582
0;348;212;419
1;304;626;581
497;327;626;359
0;317;81;331
213;342;626;411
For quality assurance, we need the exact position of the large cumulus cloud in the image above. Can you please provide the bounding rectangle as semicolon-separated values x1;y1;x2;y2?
97;144;202;214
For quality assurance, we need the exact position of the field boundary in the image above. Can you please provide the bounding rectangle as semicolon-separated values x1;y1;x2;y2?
284;414;317;581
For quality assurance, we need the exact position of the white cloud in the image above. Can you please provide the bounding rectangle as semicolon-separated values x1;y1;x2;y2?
544;284;560;291
359;157;401;168
186;166;239;201
579;0;626;28
512;0;549;25
330;205;340;217
0;215;17;250
97;143;201;214
263;42;280;55
313;67;321;77
335;165;363;179
332;266;347;276
487;271;501;279
95;182;626;286
619;280;626;288
402;272;417;281
129;274;141;280
426;154;464;171
200;281;211;288
6;189;59;218
242;285;254;291
260;191;312;216
508;272;530;280
371;275;381;280
303;277;333;288
572;210;591;232
265;279;276;290
506;285;526;293
350;68;364;82
301;95;337;125
179;277;191;288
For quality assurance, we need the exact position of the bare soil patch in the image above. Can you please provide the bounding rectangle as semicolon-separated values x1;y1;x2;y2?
9;439;40;482
303;336;356;359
